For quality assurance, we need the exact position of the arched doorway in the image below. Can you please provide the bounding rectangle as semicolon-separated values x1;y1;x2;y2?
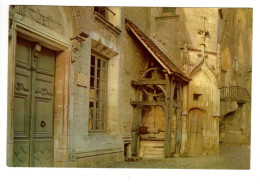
188;108;204;156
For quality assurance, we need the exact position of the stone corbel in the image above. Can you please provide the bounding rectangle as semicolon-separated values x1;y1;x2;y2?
70;32;88;63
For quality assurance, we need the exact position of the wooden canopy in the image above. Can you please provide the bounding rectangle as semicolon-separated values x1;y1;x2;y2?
125;18;191;83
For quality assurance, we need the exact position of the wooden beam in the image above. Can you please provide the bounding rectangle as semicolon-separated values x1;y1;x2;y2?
173;100;181;107
175;83;183;156
130;101;166;106
164;74;173;158
131;87;142;157
131;79;167;86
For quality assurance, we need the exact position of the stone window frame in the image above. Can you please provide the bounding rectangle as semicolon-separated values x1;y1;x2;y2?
88;52;108;132
93;7;121;35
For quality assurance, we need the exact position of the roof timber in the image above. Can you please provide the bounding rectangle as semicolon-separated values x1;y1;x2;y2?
125;19;191;83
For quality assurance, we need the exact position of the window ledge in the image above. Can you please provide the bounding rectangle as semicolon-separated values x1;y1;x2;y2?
93;12;121;35
155;14;180;20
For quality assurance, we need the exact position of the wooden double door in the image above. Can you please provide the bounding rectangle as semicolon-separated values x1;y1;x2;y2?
13;37;55;167
188;109;203;156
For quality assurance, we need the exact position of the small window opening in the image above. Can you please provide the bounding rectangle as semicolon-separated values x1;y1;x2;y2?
193;93;202;101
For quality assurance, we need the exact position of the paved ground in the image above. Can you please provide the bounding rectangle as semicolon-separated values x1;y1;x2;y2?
97;144;250;169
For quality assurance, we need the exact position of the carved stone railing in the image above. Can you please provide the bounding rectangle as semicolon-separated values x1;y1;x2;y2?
220;86;251;103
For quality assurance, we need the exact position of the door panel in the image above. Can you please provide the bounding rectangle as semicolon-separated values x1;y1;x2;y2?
188;109;203;156
14;67;31;138
34;73;54;137
32;140;54;167
34;99;53;136
15;37;31;69
37;47;55;75
13;141;30;167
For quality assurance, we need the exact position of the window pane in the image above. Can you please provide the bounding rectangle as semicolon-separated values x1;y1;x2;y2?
97;68;100;79
91;55;95;66
96;78;100;89
94;7;100;13
99;7;106;18
99;80;106;90
96;120;104;130
90;87;95;99
101;60;106;70
99;91;106;101
101;70;106;81
97;58;101;68
96;110;105;120
89;109;94;130
89;119;93;130
96;101;105;110
96;88;100;99
90;76;95;88
90;66;95;77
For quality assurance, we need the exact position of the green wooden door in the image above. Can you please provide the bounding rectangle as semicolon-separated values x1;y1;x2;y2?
13;37;55;167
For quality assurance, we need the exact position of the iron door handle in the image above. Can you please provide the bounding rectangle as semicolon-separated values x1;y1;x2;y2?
41;120;46;127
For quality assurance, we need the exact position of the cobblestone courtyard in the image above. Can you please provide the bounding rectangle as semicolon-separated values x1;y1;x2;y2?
97;144;250;169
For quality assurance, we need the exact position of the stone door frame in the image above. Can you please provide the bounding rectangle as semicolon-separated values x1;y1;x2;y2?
7;18;71;166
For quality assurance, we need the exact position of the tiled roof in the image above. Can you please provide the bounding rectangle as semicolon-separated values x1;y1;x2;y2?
125;18;191;82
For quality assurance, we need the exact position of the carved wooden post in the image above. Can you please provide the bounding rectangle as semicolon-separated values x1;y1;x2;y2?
175;83;182;156
180;84;188;156
131;87;142;156
164;74;173;158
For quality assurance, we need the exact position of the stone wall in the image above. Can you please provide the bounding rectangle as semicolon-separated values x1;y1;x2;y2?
219;8;252;145
220;8;252;92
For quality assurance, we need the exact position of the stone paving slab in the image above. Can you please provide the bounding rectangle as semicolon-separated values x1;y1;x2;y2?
96;144;250;169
